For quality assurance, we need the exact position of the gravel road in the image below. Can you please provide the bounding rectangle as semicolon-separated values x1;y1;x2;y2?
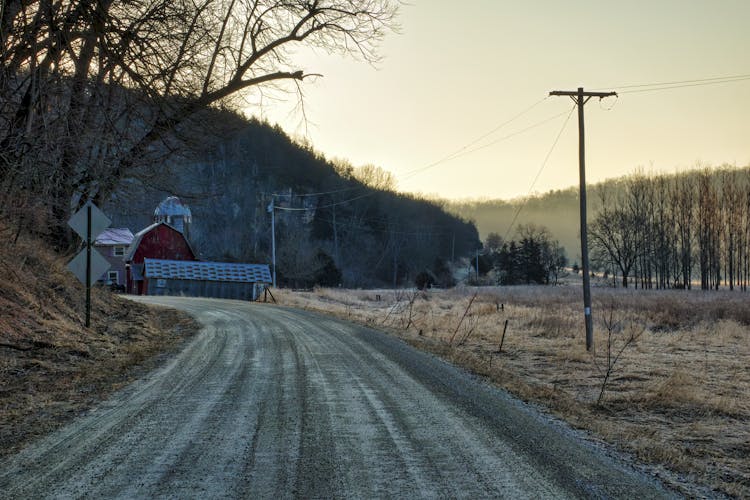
0;297;675;499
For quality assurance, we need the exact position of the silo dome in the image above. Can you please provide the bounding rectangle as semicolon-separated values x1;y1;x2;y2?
154;196;192;234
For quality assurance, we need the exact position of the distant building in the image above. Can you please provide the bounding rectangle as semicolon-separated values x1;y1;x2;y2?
153;196;192;237
125;222;197;295
123;198;272;300
94;228;134;287
142;259;271;301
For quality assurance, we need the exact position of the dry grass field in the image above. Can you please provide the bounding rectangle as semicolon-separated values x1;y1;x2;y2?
276;285;750;498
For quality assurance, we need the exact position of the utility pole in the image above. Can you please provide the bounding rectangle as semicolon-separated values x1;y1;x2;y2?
85;204;92;328
332;203;339;266
549;87;617;351
267;197;277;288
475;250;480;281
451;232;455;264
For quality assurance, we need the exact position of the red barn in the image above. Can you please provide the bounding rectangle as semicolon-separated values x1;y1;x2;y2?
125;222;197;294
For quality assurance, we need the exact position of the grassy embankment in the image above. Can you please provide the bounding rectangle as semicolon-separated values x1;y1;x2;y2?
276;286;749;498
0;226;200;458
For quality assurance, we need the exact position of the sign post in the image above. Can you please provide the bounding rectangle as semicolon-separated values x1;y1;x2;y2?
67;202;111;327
86;205;92;327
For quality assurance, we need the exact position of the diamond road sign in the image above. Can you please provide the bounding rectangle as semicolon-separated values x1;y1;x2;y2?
67;247;111;285
68;201;111;241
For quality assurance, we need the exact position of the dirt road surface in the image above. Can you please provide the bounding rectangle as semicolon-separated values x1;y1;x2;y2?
0;297;676;498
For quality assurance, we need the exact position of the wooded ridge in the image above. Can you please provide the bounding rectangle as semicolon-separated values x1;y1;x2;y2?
106;110;480;288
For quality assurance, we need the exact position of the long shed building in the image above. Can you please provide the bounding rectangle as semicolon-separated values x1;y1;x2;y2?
143;259;272;301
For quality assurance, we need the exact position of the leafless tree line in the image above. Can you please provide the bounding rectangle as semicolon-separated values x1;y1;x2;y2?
1;0;397;245
590;166;750;291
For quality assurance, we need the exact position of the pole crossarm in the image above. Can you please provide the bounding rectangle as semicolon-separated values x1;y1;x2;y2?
549;90;618;98
549;90;617;106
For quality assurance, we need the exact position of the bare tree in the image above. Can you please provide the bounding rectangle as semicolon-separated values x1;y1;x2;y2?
1;0;399;241
673;174;695;289
352;164;397;191
590;186;640;288
697;170;721;290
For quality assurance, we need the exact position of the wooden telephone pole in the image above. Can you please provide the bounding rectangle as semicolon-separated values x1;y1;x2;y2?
549;87;617;351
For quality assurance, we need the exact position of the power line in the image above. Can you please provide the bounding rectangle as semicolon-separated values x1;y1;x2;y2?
266;185;365;198
439;109;574;165
594;72;750;91
502;104;576;241
618;75;750;94
273;192;377;211
400;107;572;182
314;216;453;237
590;72;750;95
398;96;550;180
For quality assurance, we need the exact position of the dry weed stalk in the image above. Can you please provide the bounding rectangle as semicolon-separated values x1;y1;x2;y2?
381;291;405;326
455;311;480;347
449;292;477;345
593;302;645;406
402;290;421;331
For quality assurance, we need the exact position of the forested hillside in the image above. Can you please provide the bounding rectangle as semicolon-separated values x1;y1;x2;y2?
107;111;479;288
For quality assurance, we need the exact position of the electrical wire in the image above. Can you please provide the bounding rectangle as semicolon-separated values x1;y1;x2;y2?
618;75;750;94
266;185;365;197
272;192;377;211
440;109;573;164
503;104;576;241
594;72;750;91
590;72;750;95
313;216;453;237
400;107;572;182
398;96;550;180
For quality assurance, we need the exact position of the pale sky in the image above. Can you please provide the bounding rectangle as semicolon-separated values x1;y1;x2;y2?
254;0;750;200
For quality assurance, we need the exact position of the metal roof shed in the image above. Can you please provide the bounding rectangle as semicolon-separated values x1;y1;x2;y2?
143;259;272;301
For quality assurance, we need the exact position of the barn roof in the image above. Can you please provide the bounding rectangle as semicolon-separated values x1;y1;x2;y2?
95;228;134;246
124;223;159;261
124;222;196;262
143;258;272;284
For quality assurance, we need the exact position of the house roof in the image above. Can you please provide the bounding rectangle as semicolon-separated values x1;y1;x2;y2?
143;258;272;284
95;228;134;246
123;222;197;262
